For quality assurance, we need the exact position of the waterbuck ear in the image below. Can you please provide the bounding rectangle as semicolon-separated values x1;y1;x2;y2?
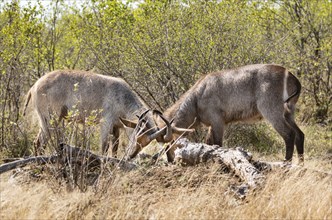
119;117;137;128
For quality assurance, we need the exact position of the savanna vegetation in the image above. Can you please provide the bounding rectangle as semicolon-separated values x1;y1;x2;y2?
0;0;331;219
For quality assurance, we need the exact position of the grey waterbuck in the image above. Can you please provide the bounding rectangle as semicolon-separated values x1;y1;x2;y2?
130;64;305;163
23;70;170;157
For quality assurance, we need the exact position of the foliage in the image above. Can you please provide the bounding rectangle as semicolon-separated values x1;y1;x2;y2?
0;0;331;156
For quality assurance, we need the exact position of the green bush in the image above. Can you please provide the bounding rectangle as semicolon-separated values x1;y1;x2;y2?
0;0;331;156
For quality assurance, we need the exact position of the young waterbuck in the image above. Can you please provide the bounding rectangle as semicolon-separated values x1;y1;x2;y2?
132;64;305;163
23;70;170;157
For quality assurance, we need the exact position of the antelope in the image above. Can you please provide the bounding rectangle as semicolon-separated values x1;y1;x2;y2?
129;64;305;163
23;70;173;157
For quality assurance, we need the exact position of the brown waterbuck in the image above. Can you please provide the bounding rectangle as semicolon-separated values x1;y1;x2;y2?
23;70;173;157
129;64;305;163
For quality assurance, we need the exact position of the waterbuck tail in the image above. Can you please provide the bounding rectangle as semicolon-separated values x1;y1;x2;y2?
284;72;302;103
284;72;302;116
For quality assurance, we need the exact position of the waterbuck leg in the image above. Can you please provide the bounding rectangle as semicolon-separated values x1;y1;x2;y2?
258;104;296;162
206;122;224;147
111;127;120;158
206;127;214;145
100;122;112;156
294;124;304;161
284;114;305;162
34;129;49;156
268;119;296;161
281;126;296;161
33;130;42;156
166;143;176;162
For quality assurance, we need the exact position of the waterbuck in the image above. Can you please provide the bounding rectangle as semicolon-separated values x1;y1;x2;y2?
130;64;305;163
23;70;170;157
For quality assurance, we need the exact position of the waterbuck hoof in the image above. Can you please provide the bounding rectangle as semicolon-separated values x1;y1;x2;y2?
298;154;304;165
283;158;292;164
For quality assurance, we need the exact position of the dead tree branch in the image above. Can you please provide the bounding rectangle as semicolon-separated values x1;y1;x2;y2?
0;143;137;174
0;156;57;174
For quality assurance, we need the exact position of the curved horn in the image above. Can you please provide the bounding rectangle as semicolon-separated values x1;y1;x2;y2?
120;110;150;129
138;109;150;120
153;110;195;141
147;126;167;141
159;115;174;142
152;109;163;116
172;117;196;134
120;117;137;128
172;126;195;134
136;126;166;147
136;114;174;145
153;110;174;142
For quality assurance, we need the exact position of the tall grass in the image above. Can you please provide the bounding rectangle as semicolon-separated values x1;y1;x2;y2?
0;122;331;219
1;160;331;219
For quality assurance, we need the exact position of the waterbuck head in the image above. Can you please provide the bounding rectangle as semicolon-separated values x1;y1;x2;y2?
120;110;194;160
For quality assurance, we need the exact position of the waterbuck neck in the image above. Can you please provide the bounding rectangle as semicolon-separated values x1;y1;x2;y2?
163;89;199;129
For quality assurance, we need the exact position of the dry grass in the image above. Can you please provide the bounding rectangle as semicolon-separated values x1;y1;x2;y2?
1;158;331;220
1;123;331;219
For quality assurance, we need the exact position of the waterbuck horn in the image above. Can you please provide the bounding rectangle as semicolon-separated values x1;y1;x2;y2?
136;125;166;147
138;109;150;120
119;117;137;128
172;117;196;134
153;110;194;141
120;109;150;129
157;113;174;142
152;109;163;116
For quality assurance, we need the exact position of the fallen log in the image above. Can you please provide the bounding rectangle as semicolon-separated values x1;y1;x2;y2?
173;138;265;189
0;143;137;174
0;156;57;174
173;138;332;197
